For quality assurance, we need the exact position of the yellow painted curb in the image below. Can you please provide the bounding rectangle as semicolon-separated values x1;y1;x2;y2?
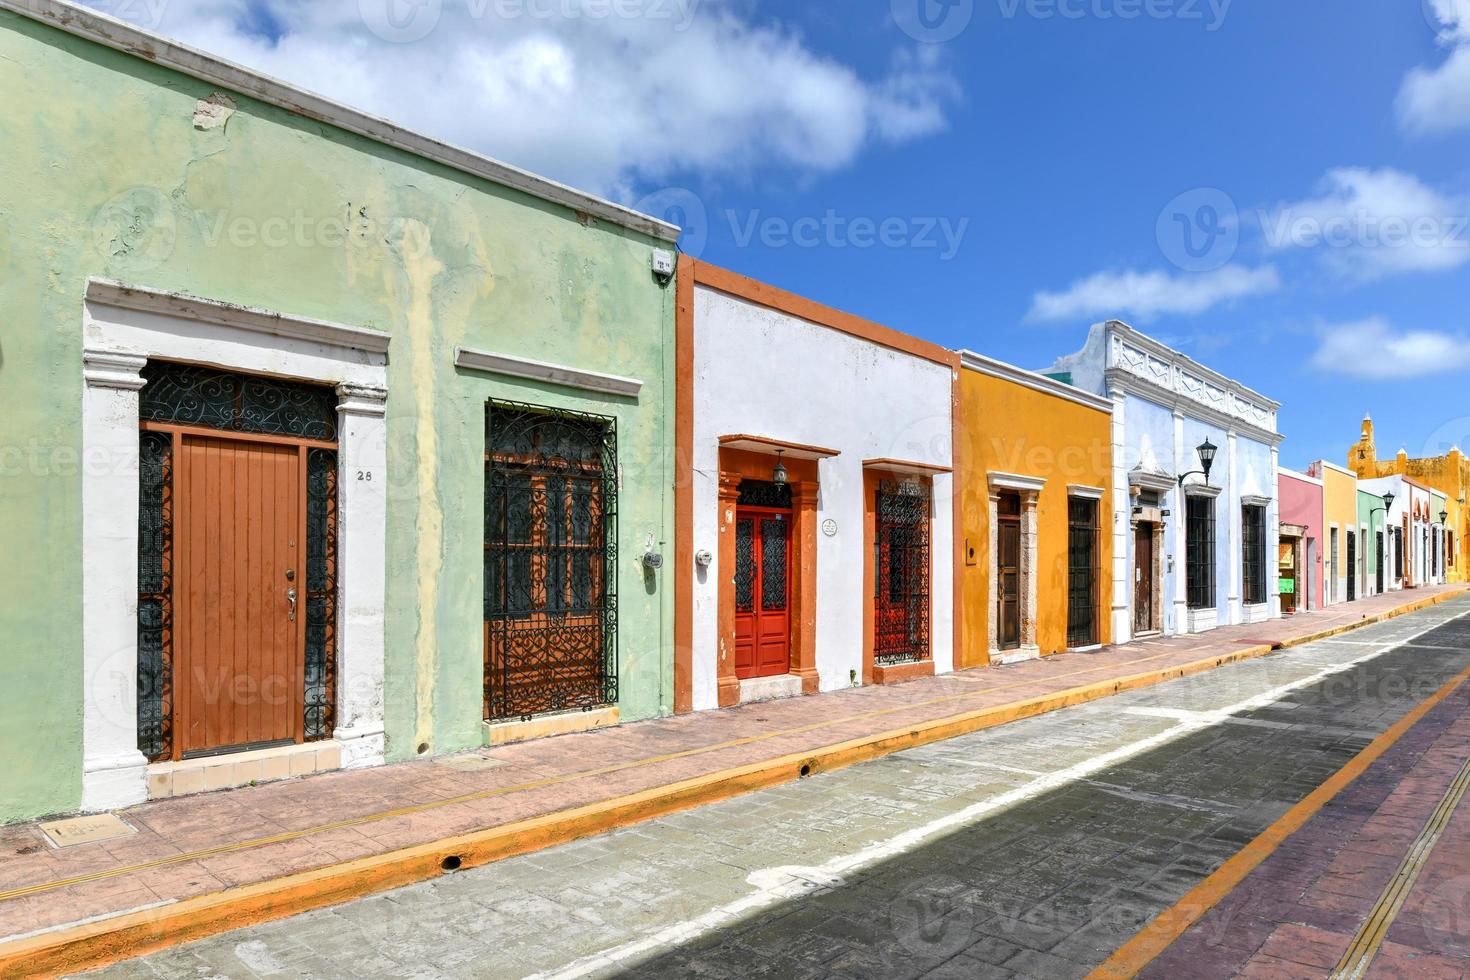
4;588;1464;978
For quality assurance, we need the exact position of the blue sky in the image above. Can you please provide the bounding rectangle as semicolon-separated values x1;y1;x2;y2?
89;0;1470;470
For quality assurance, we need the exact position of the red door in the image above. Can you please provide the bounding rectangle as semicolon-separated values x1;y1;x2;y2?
734;509;791;680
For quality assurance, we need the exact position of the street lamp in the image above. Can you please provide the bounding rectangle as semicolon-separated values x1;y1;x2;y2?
1177;439;1218;488
771;450;788;486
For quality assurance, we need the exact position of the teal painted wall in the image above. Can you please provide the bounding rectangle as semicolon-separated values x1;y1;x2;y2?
0;12;675;822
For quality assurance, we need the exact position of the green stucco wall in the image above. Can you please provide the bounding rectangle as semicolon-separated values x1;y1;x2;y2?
1356;490;1383;587
0;12;675;822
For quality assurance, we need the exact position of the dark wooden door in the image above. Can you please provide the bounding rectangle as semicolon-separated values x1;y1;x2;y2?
1346;531;1357;601
997;494;1021;650
734;510;791;679
1067;498;1098;647
176;434;301;756
1133;523;1154;634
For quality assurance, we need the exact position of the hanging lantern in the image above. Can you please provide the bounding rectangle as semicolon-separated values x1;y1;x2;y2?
772;450;788;486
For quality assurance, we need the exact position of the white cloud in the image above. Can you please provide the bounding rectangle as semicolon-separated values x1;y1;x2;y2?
1026;265;1281;322
1309;317;1470;379
1398;0;1470;133
82;0;958;196
1258;168;1470;280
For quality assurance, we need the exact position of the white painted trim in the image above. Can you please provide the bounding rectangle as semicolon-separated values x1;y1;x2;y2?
1067;484;1106;500
1128;467;1176;494
1313;459;1357;478
454;346;642;398
958;350;1114;413
5;0;678;243
1101;319;1280;411
1241;494;1271;507
80;286;390;811
1183;483;1223;498
1278;466;1323;487
86;279;391;355
987;471;1047;493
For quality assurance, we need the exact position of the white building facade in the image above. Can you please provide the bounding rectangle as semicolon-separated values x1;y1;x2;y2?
1048;321;1283;643
676;261;956;712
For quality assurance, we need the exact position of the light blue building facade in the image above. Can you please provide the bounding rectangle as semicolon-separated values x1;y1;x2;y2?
1048;322;1283;643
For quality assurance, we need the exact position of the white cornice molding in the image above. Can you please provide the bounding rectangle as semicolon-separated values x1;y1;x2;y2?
6;0;678;244
1129;467;1177;493
337;383;389;417
1241;494;1272;507
1103;320;1279;410
1313;459;1357;478
1067;484;1106;500
1183;482;1224;498
86;279;391;356
958;349;1113;413
81;349;147;389
987;471;1047;493
454;346;642;399
1105;369;1284;447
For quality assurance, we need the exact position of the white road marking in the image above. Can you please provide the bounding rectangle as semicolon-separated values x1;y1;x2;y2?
529;611;1467;979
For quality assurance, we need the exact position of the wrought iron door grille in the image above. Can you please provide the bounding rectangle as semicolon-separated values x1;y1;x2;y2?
136;362;340;757
304;448;338;740
1186;494;1216;610
1242;505;1266;605
484;402;618;721
737;480;792;510
1376;532;1385;594
140;360;338;440
1067;498;1098;648
137;430;174;762
873;481;931;666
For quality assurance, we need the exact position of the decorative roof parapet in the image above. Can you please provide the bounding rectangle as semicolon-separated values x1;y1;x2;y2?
1101;321;1280;441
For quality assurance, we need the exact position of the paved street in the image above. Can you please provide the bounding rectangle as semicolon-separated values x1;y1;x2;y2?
85;599;1470;979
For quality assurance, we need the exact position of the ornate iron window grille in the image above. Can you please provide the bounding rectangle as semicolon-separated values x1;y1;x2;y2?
1067;497;1098;647
135;361;339;757
484;401;618;722
873;480;931;666
137;430;174;762
1346;531;1357;601
1242;504;1267;605
1186;495;1216;610
737;480;792;510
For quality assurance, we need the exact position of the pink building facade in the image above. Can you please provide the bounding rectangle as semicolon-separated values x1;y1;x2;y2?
1278;468;1324;613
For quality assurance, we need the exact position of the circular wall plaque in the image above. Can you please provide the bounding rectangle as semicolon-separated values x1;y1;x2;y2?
822;519;838;537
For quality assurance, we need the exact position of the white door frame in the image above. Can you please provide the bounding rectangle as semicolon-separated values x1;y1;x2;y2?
80;279;390;811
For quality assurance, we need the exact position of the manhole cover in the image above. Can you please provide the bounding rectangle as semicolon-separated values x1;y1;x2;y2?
38;813;136;848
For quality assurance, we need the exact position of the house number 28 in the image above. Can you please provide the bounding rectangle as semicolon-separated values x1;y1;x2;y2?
357;470;373;481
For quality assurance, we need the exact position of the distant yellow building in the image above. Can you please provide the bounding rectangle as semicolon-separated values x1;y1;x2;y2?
956;352;1113;666
1348;416;1466;583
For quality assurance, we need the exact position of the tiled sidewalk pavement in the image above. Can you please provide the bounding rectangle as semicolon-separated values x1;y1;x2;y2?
0;586;1461;956
1143;614;1470;979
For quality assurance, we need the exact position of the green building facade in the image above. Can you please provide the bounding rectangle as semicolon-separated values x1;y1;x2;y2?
0;2;678;822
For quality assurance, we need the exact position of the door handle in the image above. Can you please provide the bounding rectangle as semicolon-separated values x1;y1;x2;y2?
287;586;298;621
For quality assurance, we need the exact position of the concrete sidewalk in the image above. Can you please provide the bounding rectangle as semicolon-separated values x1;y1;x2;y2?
1;586;1463;977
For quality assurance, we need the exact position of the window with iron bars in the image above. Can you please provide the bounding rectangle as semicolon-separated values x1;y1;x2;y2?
873;481;931;665
1186;494;1216;610
1242;504;1267;605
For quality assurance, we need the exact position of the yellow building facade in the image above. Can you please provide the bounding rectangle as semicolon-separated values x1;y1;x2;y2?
1309;460;1359;604
1349;416;1467;583
957;352;1113;667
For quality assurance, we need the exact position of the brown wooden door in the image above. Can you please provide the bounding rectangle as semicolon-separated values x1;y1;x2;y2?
997;494;1021;650
734;510;791;680
1133;523;1154;634
176;434;302;757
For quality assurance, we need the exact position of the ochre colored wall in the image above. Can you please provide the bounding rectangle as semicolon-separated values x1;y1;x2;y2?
957;368;1112;666
0;13;675;822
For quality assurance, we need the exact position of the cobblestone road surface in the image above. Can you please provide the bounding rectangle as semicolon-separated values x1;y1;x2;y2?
85;599;1470;979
